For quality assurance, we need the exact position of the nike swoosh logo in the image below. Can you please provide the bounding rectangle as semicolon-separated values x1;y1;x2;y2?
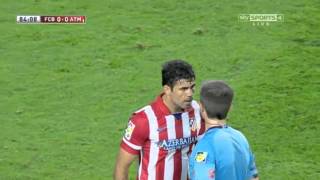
157;126;167;132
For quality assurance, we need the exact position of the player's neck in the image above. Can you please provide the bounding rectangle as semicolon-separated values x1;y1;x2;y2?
162;94;183;113
205;118;226;130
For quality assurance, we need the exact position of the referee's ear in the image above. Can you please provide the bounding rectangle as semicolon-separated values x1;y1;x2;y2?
199;102;207;120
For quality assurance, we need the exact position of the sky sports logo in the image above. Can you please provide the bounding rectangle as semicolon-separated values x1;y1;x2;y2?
239;14;284;26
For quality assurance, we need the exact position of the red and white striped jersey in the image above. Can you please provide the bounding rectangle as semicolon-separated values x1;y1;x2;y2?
121;94;205;180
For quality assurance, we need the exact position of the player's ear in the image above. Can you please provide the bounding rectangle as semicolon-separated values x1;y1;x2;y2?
163;85;171;95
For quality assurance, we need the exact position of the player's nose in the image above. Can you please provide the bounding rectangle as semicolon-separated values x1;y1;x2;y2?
186;88;193;98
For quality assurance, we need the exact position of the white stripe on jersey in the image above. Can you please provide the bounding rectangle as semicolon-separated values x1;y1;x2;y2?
164;115;176;180
144;106;159;180
181;112;191;180
181;112;191;139
122;137;142;150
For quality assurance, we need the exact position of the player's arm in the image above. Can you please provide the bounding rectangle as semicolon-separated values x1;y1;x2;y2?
113;147;137;180
113;112;149;180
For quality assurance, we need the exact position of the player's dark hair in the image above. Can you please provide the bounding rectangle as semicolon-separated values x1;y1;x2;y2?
162;60;195;88
200;80;234;120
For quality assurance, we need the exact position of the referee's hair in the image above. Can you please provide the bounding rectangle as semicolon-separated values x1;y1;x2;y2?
200;80;234;120
162;60;195;88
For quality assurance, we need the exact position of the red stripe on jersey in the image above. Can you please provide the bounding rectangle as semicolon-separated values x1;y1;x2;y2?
199;118;206;135
173;118;183;180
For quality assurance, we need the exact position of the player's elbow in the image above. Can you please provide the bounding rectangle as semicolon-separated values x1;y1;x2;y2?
113;148;137;180
113;162;129;180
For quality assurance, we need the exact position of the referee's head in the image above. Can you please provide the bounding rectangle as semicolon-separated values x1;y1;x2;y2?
200;80;233;120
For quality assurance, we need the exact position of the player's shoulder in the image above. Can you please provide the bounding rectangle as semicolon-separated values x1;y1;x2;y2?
130;105;150;123
191;100;200;110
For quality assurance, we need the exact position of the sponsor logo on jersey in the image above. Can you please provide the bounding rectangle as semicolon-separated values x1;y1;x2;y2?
157;136;197;150
195;151;208;163
124;121;135;140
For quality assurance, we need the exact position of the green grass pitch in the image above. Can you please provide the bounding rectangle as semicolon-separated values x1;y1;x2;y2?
0;0;319;179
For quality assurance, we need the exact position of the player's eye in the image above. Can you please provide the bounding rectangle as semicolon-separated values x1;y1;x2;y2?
180;87;189;91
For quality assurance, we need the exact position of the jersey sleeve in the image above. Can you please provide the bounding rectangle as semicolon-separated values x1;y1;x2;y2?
120;111;149;155
243;132;259;178
248;151;259;178
192;161;216;180
189;142;216;180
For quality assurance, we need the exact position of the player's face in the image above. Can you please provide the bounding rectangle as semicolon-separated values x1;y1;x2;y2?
169;79;195;111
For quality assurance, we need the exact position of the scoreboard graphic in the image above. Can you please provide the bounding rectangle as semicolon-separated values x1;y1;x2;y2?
17;15;86;24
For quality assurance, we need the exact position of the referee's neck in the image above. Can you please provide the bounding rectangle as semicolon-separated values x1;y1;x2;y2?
205;118;226;130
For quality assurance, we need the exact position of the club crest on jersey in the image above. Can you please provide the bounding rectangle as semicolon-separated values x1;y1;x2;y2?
195;151;208;163
157;136;197;151
189;117;197;131
124;121;135;140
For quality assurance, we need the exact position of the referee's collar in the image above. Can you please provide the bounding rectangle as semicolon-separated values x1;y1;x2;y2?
206;124;228;132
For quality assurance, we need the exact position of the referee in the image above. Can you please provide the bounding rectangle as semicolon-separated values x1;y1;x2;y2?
189;80;259;180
